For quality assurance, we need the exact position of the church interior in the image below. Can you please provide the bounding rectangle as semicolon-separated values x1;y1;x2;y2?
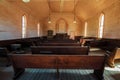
0;0;120;80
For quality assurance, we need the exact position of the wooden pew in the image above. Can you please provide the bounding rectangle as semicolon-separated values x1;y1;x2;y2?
106;47;120;67
9;54;106;80
31;46;89;55
36;43;80;46
0;47;11;66
42;39;77;43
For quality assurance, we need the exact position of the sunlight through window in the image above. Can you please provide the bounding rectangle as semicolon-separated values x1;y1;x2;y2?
84;22;87;37
37;22;40;37
22;15;27;38
98;13;104;38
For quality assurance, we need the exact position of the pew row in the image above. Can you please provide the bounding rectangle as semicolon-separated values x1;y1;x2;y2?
35;43;81;46
31;46;89;55
9;54;106;80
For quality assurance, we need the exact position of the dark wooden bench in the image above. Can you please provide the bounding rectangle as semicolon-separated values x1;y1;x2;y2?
106;47;120;67
37;43;80;46
31;46;89;55
9;54;106;80
42;39;77;43
0;47;11;66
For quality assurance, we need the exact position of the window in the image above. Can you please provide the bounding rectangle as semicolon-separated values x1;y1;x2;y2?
37;22;40;37
98;13;104;38
69;31;75;40
84;22;87;37
22;15;27;38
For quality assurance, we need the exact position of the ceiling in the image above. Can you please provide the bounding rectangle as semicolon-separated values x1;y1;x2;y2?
6;0;118;21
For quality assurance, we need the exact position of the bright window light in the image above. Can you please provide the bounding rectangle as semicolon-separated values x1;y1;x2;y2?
22;15;27;38
37;23;40;37
22;0;30;3
69;31;75;40
98;13;104;38
84;22;87;37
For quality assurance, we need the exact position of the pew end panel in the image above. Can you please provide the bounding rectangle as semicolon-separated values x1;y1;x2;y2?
106;47;120;68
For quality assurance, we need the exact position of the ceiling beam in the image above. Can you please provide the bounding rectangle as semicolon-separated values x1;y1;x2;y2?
60;0;64;12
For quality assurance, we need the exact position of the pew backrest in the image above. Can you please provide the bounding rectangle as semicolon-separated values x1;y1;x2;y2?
10;54;105;69
37;43;80;46
31;46;89;55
